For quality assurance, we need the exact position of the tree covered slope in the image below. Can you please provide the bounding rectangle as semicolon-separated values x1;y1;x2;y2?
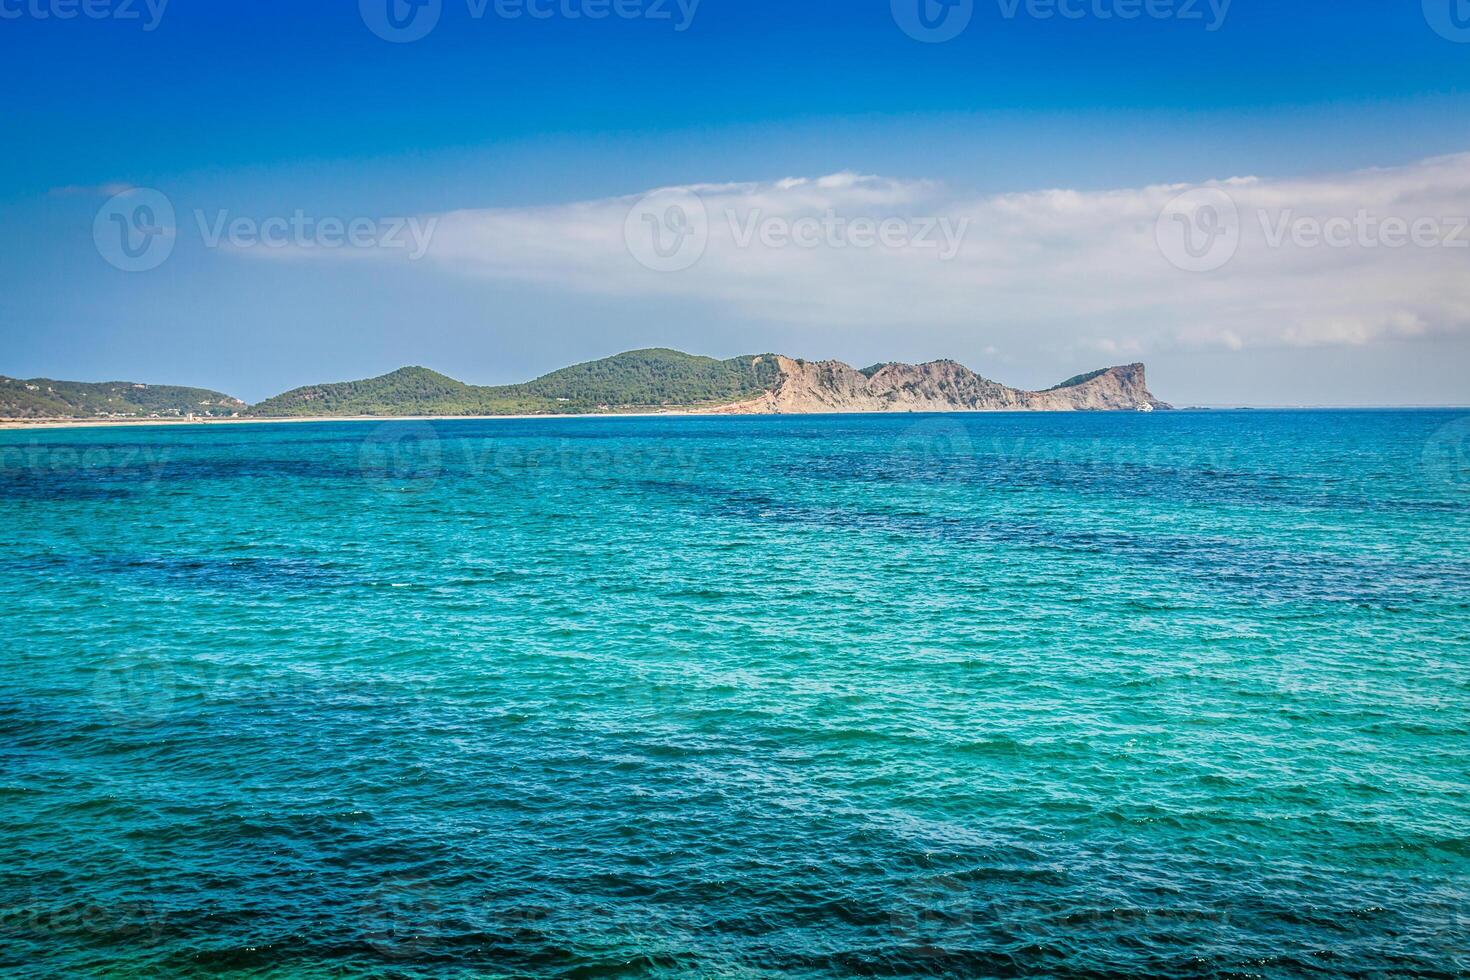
247;350;784;417
0;376;247;419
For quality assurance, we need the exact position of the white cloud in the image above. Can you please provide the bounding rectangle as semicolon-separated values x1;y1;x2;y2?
332;153;1470;355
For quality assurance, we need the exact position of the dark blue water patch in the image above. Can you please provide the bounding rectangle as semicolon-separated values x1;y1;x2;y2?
123;456;380;486
5;441;701;491
0;470;137;502
22;422;1459;520
0;454;370;494
14;844;1458;979
0;554;349;593
638;480;1470;607
789;450;1468;518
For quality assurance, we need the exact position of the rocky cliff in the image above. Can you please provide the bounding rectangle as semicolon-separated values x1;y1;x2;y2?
712;356;1169;414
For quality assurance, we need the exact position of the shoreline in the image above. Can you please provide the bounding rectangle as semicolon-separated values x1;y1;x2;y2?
0;411;701;432
1;406;1460;432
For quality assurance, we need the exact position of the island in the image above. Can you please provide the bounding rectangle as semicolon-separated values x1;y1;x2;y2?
1;349;1169;427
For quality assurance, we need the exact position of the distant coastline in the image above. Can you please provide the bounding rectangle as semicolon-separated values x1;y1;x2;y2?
0;349;1171;426
0;406;1157;432
9;405;1466;431
0;411;690;432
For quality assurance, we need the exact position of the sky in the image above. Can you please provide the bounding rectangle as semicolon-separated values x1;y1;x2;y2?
2;0;1469;406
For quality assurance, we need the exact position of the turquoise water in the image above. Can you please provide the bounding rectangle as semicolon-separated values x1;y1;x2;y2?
3;411;1468;977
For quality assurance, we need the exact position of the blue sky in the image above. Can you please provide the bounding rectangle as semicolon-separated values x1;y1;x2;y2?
3;0;1469;405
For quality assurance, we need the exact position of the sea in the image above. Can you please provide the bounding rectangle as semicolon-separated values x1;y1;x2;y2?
2;411;1468;978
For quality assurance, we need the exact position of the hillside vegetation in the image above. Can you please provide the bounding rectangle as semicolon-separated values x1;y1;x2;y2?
248;349;783;417
0;376;246;419
1045;368;1110;391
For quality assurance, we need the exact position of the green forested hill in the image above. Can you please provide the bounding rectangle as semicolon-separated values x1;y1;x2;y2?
0;376;247;419
246;367;484;418
493;349;782;412
247;350;782;417
3;350;1160;421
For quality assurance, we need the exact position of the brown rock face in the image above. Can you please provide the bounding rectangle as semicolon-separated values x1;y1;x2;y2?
714;356;1169;414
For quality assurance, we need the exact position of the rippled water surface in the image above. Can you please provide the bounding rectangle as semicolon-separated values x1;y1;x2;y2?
3;411;1469;977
